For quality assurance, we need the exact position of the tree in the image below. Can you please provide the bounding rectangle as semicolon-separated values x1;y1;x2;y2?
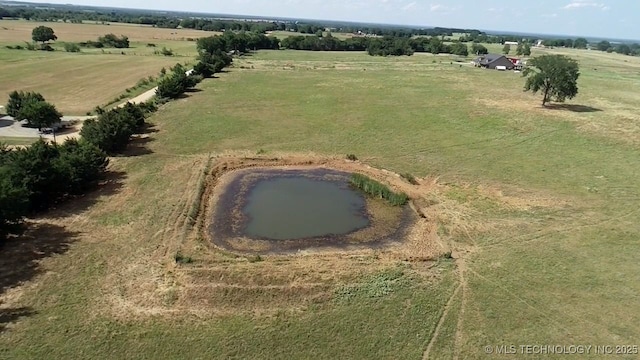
523;54;580;106
0;164;29;241
573;38;588;49
471;43;488;55
597;40;611;52
31;26;57;44
516;43;524;56
523;43;531;56
6;91;45;118
449;42;468;56
502;44;511;55
54;139;108;194
16;100;62;130
615;44;631;55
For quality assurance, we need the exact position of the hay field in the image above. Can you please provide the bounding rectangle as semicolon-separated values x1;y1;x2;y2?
0;20;215;114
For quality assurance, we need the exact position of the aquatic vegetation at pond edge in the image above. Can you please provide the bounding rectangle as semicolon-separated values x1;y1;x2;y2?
350;173;409;206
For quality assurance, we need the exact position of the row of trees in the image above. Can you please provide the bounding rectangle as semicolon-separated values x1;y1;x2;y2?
0;30;239;241
281;34;491;56
0;95;158;240
156;64;202;99
502;43;532;56
80;102;151;154
195;32;280;54
0;138;108;239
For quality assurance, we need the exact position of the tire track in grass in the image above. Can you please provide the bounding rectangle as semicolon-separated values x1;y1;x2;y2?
423;283;462;360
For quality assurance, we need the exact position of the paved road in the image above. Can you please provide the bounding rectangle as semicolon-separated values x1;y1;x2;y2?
117;86;157;107
0;115;95;142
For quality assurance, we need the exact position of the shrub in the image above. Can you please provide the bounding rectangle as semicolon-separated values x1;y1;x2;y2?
350;173;409;206
146;43;156;47
0;138;107;217
98;33;129;48
156;64;201;99
160;47;174;56
175;252;193;264
80;103;147;154
346;154;358;161
64;42;81;52
401;173;419;185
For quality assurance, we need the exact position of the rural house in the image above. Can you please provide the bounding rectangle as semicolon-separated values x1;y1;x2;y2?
473;54;516;70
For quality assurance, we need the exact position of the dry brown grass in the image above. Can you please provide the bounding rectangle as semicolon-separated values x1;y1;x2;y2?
0;20;217;43
86;153;565;320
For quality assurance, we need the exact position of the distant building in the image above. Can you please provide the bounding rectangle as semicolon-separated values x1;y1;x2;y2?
504;41;519;46
473;54;516;70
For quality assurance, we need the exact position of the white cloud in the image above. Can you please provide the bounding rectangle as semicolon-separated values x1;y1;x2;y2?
429;3;458;13
402;1;417;11
562;1;610;11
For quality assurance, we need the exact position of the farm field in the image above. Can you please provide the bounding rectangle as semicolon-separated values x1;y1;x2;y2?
0;20;214;114
2;45;640;359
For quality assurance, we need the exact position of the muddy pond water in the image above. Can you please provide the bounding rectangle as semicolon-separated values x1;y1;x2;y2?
243;176;370;240
208;168;411;253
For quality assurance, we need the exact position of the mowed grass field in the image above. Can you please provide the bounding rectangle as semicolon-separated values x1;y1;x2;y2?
2;46;640;359
0;20;215;114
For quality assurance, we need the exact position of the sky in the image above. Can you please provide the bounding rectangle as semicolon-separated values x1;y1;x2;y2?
16;0;639;39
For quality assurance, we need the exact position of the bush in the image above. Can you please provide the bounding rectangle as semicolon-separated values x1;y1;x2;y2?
160;47;174;56
79;40;104;48
401;173;419;185
98;33;129;48
156;64;201;99
0;138;108;239
175;252;193;264
350;173;409;206
64;43;81;52
80;103;147;154
346;154;358;161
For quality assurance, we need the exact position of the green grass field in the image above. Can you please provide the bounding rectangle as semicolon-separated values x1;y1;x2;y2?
2;46;640;359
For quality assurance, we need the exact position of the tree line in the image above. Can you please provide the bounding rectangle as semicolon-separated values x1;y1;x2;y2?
282;34;488;56
0;33;237;241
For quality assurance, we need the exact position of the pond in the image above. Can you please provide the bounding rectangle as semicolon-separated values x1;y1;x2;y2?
243;175;370;240
208;168;411;253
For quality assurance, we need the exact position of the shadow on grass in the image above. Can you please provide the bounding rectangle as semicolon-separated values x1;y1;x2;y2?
0;307;34;333
0;222;80;333
185;88;203;93
544;104;603;113
45;170;127;219
121;136;154;157
140;123;159;135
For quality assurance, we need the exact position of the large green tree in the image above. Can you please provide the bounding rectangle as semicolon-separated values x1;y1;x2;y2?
31;25;57;44
6;91;45;117
523;54;580;106
573;38;588;49
502;44;511;55
471;43;488;55
597;40;611;52
16;100;62;130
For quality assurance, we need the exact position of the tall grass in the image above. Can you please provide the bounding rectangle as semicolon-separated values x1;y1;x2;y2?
350;173;409;206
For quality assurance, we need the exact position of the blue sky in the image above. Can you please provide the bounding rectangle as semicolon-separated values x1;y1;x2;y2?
21;0;638;39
